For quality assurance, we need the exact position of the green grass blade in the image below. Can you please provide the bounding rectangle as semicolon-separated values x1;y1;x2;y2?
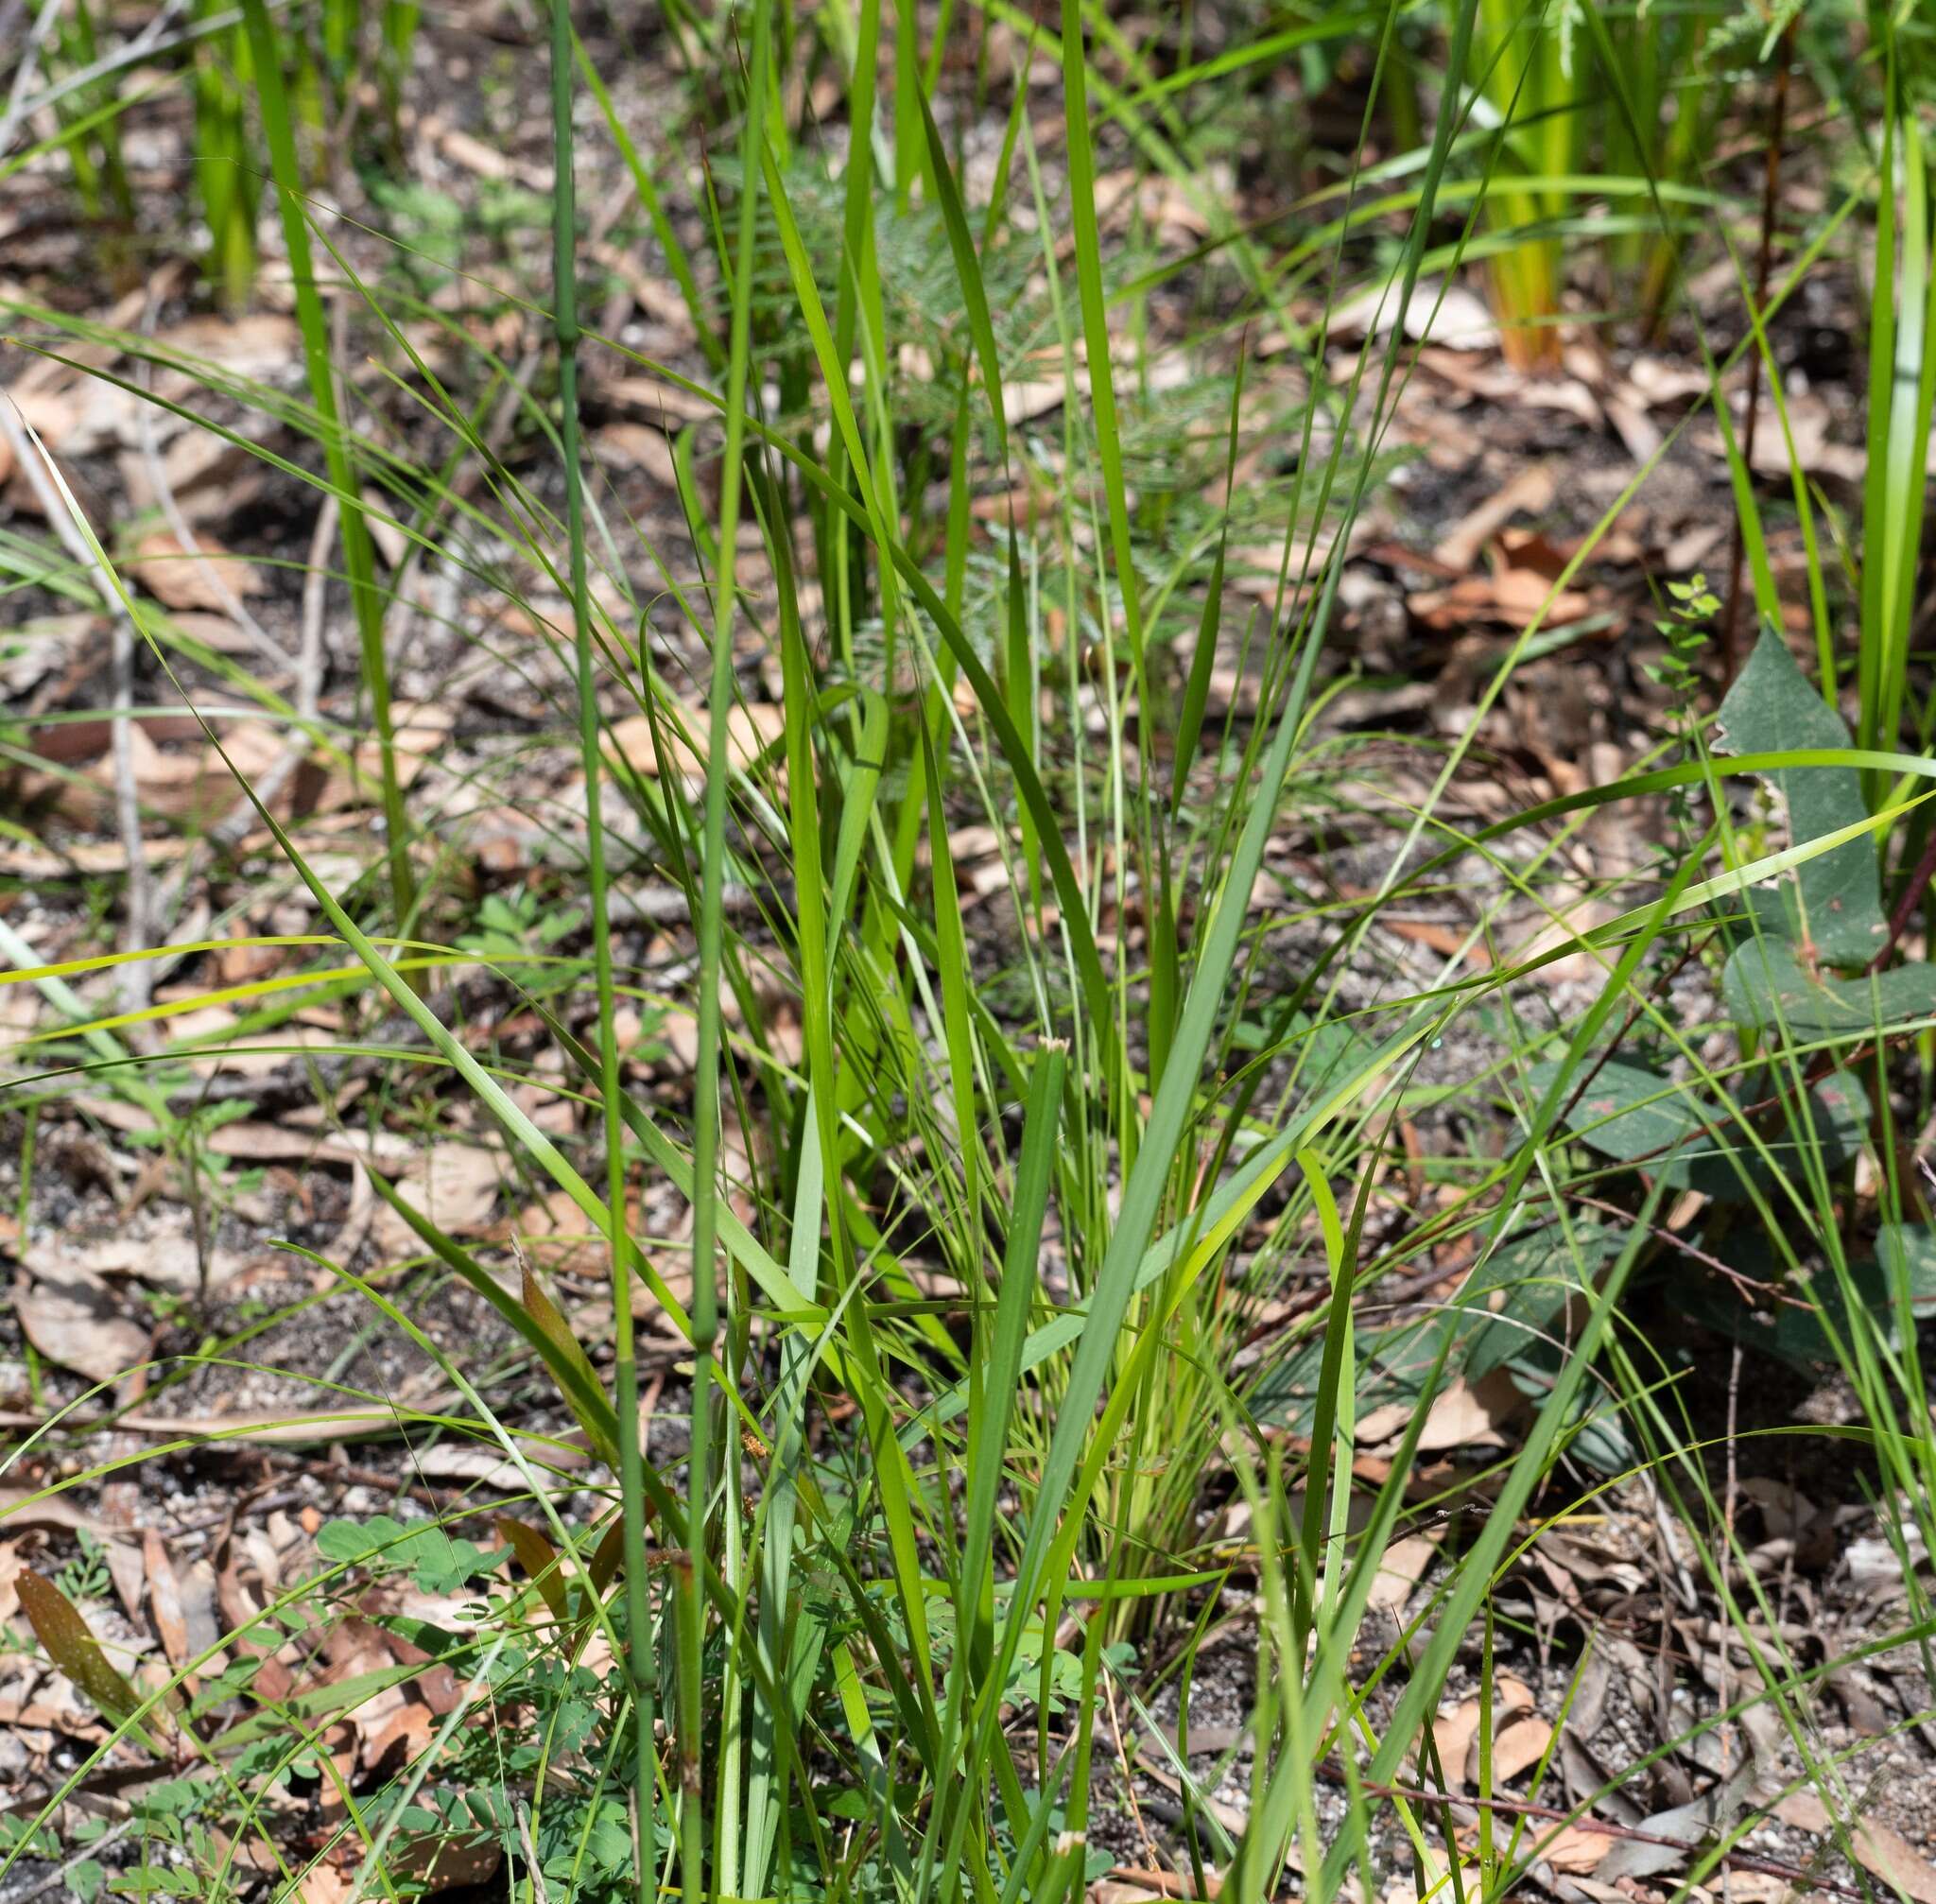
237;0;412;929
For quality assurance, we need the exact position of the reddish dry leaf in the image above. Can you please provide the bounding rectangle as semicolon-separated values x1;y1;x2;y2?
1432;464;1557;572
495;1515;569;1621
143;1530;191;1670
1491;1713;1554;1782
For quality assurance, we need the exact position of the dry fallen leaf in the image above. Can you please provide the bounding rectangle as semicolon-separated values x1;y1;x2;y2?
313;700;453;812
143;1530;191;1670
605;701;786;783
1358;1369;1522;1453
34;1233;249;1297
1429;1697;1483;1783
1367;1533;1438;1612
1491;1712;1553;1783
604;373;719;425
14;1264;149;1383
0;1541;22;1626
0;1487;113;1537
153;312;302;385
1409;537;1592;633
128;528;268;612
297;1862;357;1903
596;420;680;487
1432;464;1557;573
1533;1825;1612;1874
360;1699;435;1774
372;1143;503;1258
1329;278;1499;351
1778;1791;1936;1904
26;719;286;827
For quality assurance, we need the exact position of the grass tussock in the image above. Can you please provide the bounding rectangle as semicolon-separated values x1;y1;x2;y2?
1;4;1936;1903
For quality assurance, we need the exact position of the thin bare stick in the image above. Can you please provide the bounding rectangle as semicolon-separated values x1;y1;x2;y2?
0;399;156;1017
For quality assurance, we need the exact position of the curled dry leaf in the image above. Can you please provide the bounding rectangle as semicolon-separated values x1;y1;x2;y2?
1408;529;1592;632
143;1530;191;1670
1357;1369;1522;1453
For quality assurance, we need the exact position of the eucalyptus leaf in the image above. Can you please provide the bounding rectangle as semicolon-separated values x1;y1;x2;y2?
1528;1056;1703;1168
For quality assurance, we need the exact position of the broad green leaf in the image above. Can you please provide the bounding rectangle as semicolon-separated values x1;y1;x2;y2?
1528;1053;1869;1199
1463;1220;1626;1378
1723;939;1936;1037
1715;628;1886;968
1524;1056;1725;1189
1687;1227;1936;1370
